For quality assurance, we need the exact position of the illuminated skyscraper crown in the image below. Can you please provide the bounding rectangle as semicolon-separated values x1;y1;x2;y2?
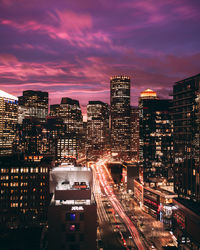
140;89;158;99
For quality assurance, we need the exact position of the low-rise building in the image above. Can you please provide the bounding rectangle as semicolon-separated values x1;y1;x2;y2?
48;163;97;250
172;198;200;249
134;179;177;228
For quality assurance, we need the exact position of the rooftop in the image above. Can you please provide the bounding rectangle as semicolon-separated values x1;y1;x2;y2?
174;197;200;216
140;89;157;99
52;164;91;172
110;75;130;80
61;97;80;106
0;90;18;101
175;73;200;84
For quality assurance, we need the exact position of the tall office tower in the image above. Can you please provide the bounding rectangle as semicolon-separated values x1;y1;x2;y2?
86;101;109;160
110;76;131;160
49;98;84;160
130;106;139;162
139;89;173;186
48;163;97;250
60;98;83;135
14;117;48;157
0;155;50;228
0;90;18;155
45;117;65;158
173;74;200;202
18;90;48;122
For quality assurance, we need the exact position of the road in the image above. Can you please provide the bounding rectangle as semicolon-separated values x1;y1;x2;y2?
94;168;130;250
92;158;176;250
93;159;146;250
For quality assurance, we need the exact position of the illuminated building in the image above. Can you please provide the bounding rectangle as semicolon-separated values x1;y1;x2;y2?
0;155;50;228
0;90;18;155
130;107;139;161
48;163;97;250
172;74;200;202
14;117;48;157
140;88;157;99
134;179;177;228
86;101;109;160
171;74;200;249
18;105;30;124
18;90;48;122
172;198;200;249
110;76;131;160
56;133;78;161
139;89;173;185
49;104;60;117
49;98;84;160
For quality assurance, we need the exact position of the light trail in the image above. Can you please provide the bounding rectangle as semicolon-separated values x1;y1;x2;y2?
93;165;109;224
95;159;146;250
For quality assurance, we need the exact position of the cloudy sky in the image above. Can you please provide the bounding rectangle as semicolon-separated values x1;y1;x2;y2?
0;0;200;115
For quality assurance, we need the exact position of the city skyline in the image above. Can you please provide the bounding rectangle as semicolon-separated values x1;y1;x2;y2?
0;0;200;112
1;1;200;249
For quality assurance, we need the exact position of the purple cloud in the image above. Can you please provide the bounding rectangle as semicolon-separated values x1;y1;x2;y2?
0;0;200;116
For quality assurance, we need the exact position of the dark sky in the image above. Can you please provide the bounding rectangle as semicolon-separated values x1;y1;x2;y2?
0;0;200;116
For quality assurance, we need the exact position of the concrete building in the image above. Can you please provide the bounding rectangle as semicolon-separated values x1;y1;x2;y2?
0;90;18;155
110;76;131;160
48;163;97;250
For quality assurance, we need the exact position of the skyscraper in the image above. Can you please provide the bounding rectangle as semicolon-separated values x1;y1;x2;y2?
86;101;109;160
60;97;83;135
139;89;173;185
49;97;84;160
110;76;131;160
18;90;48;122
14;117;47;157
0;90;18;155
172;74;200;202
130;106;139;162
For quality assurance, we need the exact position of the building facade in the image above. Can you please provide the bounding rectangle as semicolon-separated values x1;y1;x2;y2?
49;98;84;160
86;101;109;160
0;90;18;155
18;90;48;122
139;89;173;185
110;76;131;160
172;74;200;202
0;155;50;228
172;198;200;249
130;106;139;162
48;163;97;250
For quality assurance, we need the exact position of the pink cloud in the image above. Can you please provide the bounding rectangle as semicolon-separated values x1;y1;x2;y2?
0;53;18;65
0;54;72;80
55;10;92;32
0;10;112;49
